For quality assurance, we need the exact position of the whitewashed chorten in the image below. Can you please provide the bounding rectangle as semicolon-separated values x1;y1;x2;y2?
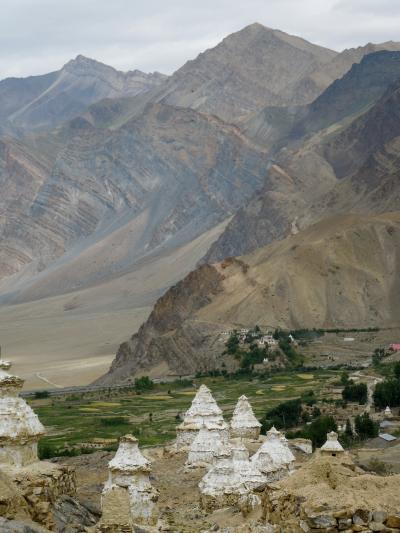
250;426;295;481
320;431;344;456
0;360;44;467
199;439;264;511
176;384;228;449
384;406;393;418
101;435;158;528
230;395;261;439
185;425;231;469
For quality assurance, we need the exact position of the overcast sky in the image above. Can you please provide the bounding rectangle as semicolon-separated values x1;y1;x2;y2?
1;0;400;79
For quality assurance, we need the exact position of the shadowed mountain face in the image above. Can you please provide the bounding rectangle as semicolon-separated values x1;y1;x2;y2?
205;52;400;263
0;55;166;132
99;212;400;383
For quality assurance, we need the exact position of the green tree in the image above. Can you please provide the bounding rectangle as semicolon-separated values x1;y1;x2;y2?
226;334;239;354
134;376;154;391
355;413;379;440
263;398;302;430
305;416;337;448
373;377;400;408
342;382;368;404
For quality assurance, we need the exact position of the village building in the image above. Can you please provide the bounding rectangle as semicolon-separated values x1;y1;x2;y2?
0;359;45;467
175;384;228;449
257;335;277;348
230;395;261;439
320;431;344;457
100;434;158;530
389;343;400;352
250;426;295;481
185;425;231;469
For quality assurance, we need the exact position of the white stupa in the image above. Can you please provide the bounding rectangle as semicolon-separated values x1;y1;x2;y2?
230;395;261;439
185;425;231;469
229;439;265;490
250;426;295;482
0;360;45;467
320;431;344;456
199;439;264;511
176;384;228;449
384;406;393;418
101;435;158;528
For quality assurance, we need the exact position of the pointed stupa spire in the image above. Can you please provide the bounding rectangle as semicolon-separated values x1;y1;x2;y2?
101;435;158;528
250;426;295;481
108;434;150;474
176;384;228;449
230;395;261;439
384;405;393;418
0;360;44;467
320;431;344;456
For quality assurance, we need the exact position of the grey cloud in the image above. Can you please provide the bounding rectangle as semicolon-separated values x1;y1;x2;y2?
0;0;399;79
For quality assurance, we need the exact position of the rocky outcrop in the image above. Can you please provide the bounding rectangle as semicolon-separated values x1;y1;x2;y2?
98;265;225;383
102;212;400;383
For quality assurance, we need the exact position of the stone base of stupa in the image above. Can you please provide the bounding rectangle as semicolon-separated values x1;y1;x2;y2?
99;483;158;530
0;441;40;468
1;460;76;530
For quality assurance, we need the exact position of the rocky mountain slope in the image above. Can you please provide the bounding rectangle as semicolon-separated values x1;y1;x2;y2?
99;212;400;382
0;55;166;132
0;103;268;299
205;52;400;263
155;23;338;123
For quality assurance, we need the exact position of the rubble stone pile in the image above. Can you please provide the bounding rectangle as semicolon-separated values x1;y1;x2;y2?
262;434;400;533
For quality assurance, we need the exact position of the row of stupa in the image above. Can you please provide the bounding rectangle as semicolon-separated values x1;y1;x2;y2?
0;361;345;530
175;384;300;511
176;384;262;448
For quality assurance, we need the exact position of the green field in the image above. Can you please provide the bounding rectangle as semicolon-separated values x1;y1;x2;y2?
30;370;339;455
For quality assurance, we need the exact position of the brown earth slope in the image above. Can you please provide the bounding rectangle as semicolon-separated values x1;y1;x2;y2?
99;212;400;383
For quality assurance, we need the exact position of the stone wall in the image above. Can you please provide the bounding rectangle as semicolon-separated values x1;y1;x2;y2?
1;461;76;530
